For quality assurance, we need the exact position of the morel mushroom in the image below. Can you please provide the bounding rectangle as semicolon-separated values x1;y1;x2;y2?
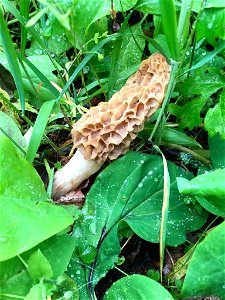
52;53;170;199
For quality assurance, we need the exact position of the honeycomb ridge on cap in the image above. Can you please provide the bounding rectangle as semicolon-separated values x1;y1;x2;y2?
72;53;170;162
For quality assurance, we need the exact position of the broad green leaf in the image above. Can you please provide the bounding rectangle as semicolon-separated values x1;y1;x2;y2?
0;136;73;261
70;152;207;298
192;0;225;12
0;271;32;299
177;169;225;213
104;275;174;300
196;8;225;46
25;283;47;300
71;0;138;32
114;23;145;90
32;234;76;278
69;17;108;51
171;66;225;129
205;90;225;139
45;0;137;49
0;198;73;261
0;234;76;298
79;244;97;264
208;133;225;168
0;53;62;107
27;18;72;56
161;127;202;147
28;250;53;280
51;274;79;300
0;111;26;154
196;196;225;217
169;97;207;130
19;55;62;107
176;67;225;97
0;135;47;201
134;0;161;14
181;222;225;299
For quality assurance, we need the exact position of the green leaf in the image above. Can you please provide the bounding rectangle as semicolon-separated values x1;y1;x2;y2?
176;67;225;97
0;111;26;154
0;136;73;261
104;274;174;299
169;96;207;130
28;250;53;280
196;196;225;217
0;53;62;107
0;198;73;261
141;125;202;148
70;152;207;297
205;90;225;139
177;169;225;213
192;0;225;12
0;270;32;299
208;133;225;169
196;7;225;46
134;0;161;14
27;17;72;56
161;127;202;147
72;0;137;32
110;22;145;92
171;66;225;129
25;283;47;300
51;274;79;300
26;234;76;279
181;222;225;299
0;135;47;201
0;234;76;298
79;244;97;264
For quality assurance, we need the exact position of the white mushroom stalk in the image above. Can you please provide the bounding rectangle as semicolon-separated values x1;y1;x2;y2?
52;149;102;199
52;53;170;200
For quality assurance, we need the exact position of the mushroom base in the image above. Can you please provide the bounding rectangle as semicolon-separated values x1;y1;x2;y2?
52;149;102;200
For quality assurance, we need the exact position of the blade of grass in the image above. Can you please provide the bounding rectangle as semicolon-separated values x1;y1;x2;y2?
153;145;170;283
0;9;26;113
20;0;30;54
159;0;179;60
44;158;54;197
177;0;193;50
26;100;55;164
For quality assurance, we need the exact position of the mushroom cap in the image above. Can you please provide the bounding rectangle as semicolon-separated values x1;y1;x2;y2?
72;53;170;162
